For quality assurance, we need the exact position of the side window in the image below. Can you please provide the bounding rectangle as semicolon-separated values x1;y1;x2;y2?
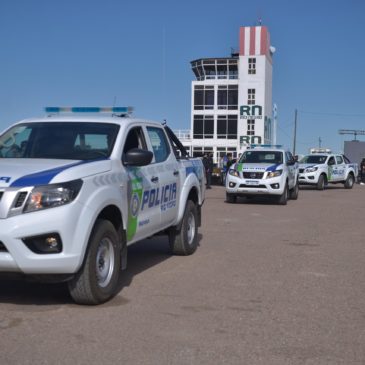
286;151;293;163
146;127;170;163
122;127;146;158
336;155;344;164
1;126;31;158
343;155;350;164
328;156;335;165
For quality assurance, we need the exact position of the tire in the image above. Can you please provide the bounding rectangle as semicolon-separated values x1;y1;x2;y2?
169;200;198;256
317;174;325;190
289;180;299;200
226;192;237;203
278;182;288;205
344;174;354;189
68;219;122;305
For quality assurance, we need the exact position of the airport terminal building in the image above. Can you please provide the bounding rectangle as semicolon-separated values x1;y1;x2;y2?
177;25;276;163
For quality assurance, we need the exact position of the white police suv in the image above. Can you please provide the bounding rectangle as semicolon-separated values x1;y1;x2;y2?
225;146;299;205
0;107;205;304
298;153;358;189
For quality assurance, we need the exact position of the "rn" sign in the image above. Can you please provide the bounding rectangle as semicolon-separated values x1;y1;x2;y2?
240;105;263;119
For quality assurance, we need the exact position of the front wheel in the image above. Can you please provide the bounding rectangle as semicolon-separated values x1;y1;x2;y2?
278;183;288;205
344;174;354;189
226;193;237;203
68;219;122;305
289;180;299;200
169;200;198;256
317;174;325;190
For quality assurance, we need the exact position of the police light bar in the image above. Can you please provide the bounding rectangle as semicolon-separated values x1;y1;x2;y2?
250;144;283;149
45;106;133;114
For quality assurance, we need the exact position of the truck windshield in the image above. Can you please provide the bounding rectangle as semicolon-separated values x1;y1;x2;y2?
240;151;283;164
300;155;327;164
0;122;120;160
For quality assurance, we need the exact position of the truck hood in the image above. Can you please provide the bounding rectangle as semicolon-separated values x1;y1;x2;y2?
0;158;112;188
299;163;319;169
235;162;283;172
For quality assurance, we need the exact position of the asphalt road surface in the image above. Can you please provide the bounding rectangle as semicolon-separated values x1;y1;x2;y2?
1;184;365;364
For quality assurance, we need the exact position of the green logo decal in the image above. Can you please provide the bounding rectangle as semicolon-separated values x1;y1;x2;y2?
127;172;143;241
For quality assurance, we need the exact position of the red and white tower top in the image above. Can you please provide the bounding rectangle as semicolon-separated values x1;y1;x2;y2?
239;26;272;61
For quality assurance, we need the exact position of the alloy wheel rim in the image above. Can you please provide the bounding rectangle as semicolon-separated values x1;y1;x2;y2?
186;212;196;245
96;238;115;288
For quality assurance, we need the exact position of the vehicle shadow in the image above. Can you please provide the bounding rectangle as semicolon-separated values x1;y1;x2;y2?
117;233;203;291
299;185;347;191
229;196;281;205
0;233;203;305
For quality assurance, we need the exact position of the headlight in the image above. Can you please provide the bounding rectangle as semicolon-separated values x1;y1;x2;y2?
23;180;83;213
305;166;318;173
266;170;282;178
228;169;239;177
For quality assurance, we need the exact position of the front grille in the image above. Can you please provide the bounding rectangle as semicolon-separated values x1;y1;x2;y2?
0;241;8;252
239;184;267;189
299;168;305;173
243;172;264;179
14;192;28;208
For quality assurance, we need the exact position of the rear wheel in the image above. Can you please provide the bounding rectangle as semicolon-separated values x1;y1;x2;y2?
344;174;354;189
317;174;325;190
169;200;198;256
226;193;237;203
68;220;122;305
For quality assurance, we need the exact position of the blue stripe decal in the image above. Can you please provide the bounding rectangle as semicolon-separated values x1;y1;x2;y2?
266;164;280;172
186;166;195;176
10;159;107;187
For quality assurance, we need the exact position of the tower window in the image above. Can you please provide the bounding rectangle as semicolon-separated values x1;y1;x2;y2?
217;115;237;139
248;58;256;74
193;115;214;139
218;85;238;110
248;89;256;105
194;85;214;110
247;119;255;135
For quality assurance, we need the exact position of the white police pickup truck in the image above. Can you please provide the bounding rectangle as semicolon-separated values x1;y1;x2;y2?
0;107;205;304
225;146;299;205
298;153;358;190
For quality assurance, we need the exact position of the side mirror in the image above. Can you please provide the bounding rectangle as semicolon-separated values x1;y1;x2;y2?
124;148;153;166
287;159;296;166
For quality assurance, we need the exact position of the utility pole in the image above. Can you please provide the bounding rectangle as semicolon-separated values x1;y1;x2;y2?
293;109;297;156
319;137;322;148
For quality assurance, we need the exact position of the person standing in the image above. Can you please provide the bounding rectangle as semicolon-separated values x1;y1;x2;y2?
360;158;365;185
206;153;213;189
202;153;213;189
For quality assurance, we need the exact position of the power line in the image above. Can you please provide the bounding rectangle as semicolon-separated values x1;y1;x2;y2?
298;110;365;118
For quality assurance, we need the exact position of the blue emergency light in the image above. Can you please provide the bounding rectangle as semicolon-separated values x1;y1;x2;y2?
250;144;283;149
45;106;133;114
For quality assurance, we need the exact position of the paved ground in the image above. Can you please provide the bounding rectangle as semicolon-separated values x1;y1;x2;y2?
1;184;365;364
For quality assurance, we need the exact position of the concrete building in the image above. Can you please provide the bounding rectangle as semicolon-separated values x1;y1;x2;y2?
176;25;276;164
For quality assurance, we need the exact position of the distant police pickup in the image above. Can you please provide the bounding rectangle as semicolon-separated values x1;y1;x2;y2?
298;153;358;190
225;146;299;205
0;107;205;304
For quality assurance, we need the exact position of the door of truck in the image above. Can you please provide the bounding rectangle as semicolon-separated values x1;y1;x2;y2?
334;155;346;181
144;126;180;229
122;126;161;242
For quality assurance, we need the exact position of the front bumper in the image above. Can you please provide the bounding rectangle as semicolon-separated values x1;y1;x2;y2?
226;175;285;196
298;173;319;185
0;202;87;274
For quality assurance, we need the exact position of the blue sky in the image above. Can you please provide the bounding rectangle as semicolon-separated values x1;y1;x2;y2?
1;0;364;154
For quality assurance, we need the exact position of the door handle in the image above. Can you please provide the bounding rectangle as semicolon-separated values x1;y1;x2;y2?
151;176;159;183
173;170;179;176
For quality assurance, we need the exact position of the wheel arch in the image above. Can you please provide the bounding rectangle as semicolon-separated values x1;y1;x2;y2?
176;185;201;230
